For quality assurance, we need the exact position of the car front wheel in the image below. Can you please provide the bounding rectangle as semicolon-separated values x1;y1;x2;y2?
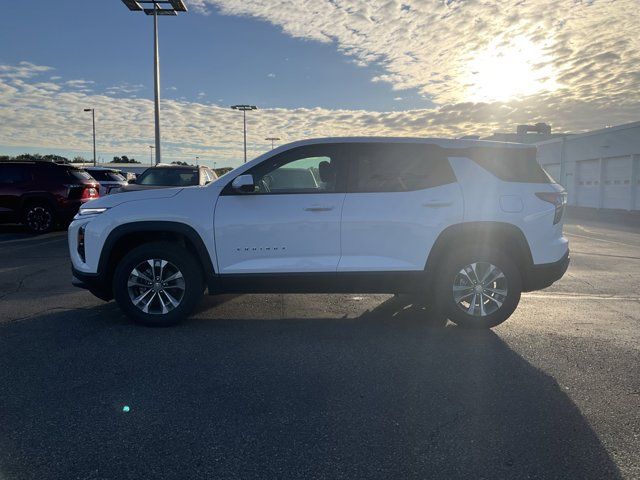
434;247;522;329
113;242;204;326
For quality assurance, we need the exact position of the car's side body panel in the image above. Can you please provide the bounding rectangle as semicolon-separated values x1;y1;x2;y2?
213;193;346;273
448;156;568;265
338;182;463;271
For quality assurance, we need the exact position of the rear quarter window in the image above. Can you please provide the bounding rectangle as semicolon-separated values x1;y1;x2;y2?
450;146;550;183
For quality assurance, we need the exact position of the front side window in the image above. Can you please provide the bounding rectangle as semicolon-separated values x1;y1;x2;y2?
240;145;345;194
347;143;456;193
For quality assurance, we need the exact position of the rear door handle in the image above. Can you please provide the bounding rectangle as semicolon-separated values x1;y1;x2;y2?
422;200;453;208
304;206;334;212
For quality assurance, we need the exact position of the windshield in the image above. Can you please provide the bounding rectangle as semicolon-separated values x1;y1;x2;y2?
136;168;199;186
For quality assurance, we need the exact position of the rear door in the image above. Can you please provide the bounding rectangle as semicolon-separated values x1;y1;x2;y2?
214;144;347;274
338;143;463;272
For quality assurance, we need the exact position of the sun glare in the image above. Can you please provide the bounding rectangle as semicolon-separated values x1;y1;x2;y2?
464;35;559;102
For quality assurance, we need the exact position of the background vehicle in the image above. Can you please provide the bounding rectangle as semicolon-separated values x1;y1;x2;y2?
1;161;99;233
85;167;128;196
113;164;217;193
69;137;569;328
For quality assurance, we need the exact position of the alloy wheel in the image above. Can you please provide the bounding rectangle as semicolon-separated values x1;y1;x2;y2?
452;261;508;317
127;259;186;315
26;206;53;233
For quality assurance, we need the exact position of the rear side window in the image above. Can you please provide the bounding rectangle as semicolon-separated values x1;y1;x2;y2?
449;146;550;183
0;165;29;184
346;143;456;193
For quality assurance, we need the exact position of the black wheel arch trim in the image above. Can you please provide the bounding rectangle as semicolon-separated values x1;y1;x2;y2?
424;221;535;288
96;221;216;286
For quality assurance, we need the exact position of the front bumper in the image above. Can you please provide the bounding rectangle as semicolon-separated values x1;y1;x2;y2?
72;267;113;301
523;250;570;292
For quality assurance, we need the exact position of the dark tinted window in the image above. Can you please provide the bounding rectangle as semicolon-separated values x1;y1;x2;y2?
87;170;125;182
0;165;29;184
347;143;456;193
68;169;93;181
137;168;199;186
449;146;550;183
237;144;346;194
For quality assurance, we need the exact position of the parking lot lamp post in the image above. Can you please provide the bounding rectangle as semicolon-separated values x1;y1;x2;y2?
83;108;96;166
230;105;257;163
121;0;187;165
195;156;199;166
265;137;280;150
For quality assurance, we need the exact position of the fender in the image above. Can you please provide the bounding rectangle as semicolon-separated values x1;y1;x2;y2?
98;221;216;281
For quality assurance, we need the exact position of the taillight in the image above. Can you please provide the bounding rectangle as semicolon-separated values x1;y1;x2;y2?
535;191;567;224
81;186;99;200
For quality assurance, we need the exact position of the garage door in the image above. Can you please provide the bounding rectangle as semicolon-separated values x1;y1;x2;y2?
603;156;632;210
543;164;561;184
576;159;600;208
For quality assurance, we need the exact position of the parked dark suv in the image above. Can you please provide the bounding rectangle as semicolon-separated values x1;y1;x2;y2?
0;161;99;233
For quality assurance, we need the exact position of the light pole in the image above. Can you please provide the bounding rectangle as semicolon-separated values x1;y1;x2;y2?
149;145;154;166
231;105;257;163
83;108;96;166
195;156;199;166
265;137;280;150
121;0;187;165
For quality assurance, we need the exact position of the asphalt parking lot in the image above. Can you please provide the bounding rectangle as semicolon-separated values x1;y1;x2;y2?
0;214;639;479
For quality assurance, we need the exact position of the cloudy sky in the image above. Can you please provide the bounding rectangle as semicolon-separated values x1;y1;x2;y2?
1;0;638;167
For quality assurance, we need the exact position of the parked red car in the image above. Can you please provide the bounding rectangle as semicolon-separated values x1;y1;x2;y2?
0;161;99;233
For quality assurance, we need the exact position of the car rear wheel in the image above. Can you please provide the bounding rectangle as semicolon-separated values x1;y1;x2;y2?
113;242;204;326
22;203;55;234
433;247;522;329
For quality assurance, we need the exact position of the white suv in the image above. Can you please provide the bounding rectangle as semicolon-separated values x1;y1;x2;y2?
69;137;569;328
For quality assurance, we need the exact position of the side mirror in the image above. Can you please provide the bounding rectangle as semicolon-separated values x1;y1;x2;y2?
231;174;255;193
127;178;136;184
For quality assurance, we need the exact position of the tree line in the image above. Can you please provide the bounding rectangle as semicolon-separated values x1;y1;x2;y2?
0;153;141;164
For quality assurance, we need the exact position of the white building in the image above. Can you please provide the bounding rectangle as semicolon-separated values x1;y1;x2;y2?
536;121;640;211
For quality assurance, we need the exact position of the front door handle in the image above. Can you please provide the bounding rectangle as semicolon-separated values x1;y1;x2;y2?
304;206;334;212
422;200;453;208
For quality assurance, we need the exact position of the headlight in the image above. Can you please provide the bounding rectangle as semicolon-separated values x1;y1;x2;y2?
77;207;109;217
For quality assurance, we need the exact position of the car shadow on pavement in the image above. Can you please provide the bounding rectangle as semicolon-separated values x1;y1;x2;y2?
0;296;622;479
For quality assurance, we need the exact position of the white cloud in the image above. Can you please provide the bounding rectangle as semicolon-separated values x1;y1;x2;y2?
267;73;276;78
191;0;640;125
65;79;95;88
105;82;144;95
2;60;639;169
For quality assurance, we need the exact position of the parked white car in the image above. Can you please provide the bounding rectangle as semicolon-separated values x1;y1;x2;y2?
85;167;128;196
69;137;569;328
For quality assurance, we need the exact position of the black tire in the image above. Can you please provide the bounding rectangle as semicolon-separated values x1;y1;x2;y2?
22;203;56;234
433;247;522;329
113;241;204;327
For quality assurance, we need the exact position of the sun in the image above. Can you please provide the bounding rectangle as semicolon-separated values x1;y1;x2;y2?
463;35;559;102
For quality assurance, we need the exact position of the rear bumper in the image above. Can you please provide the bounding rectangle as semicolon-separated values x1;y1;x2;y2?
523;250;570;292
72;267;113;301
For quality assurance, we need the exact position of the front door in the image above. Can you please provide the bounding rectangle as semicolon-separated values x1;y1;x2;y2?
214;144;347;274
